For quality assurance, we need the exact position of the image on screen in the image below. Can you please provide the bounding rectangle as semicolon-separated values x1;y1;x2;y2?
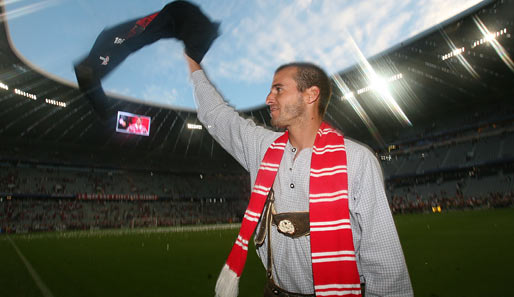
116;111;151;136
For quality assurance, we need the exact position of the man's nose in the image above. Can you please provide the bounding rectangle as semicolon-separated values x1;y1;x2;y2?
265;92;274;105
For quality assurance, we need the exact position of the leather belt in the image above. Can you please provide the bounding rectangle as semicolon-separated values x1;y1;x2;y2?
255;190;310;247
272;211;310;238
255;190;315;297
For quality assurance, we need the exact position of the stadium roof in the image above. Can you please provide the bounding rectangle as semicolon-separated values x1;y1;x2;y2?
0;0;513;171
326;0;513;147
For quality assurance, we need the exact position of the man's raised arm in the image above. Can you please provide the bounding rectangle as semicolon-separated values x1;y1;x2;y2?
184;54;279;174
185;53;202;73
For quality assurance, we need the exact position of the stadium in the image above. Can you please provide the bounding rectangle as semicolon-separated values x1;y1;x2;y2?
1;0;513;296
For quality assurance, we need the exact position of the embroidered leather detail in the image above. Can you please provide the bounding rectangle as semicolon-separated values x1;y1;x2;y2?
278;219;295;235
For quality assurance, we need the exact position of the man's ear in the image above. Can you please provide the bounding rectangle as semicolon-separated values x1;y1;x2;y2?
304;86;321;104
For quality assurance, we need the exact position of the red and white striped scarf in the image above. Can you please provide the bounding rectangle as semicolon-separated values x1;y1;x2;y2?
215;122;361;297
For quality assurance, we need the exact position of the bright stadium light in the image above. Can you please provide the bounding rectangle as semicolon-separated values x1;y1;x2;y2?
14;88;37;100
0;82;8;90
346;35;411;126
472;17;513;72
370;76;389;97
471;27;508;48
354;73;404;97
441;47;465;61
342;91;354;100
440;30;479;79
45;98;67;107
187;123;202;130
333;73;386;148
388;73;403;81
357;85;372;95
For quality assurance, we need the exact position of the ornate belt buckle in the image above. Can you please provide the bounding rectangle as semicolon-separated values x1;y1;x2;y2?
277;219;296;235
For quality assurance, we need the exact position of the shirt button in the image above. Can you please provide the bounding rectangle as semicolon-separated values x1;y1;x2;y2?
290;183;294;188
292;148;297;152
289;168;292;171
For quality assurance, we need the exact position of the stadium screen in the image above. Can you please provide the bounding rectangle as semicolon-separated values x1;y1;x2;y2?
116;111;151;136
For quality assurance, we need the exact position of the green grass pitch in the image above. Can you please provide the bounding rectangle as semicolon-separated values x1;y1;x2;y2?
1;208;513;297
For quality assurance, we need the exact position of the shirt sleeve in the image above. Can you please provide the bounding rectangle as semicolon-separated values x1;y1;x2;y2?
190;70;278;172
353;148;414;297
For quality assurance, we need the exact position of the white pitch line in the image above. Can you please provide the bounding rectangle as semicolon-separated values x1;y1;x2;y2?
7;236;55;297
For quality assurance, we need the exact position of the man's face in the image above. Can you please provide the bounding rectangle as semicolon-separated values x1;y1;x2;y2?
266;67;306;129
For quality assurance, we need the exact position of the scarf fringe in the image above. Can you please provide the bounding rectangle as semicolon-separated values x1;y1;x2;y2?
215;264;239;297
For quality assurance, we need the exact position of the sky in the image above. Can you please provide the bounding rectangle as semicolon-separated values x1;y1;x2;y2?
4;0;483;111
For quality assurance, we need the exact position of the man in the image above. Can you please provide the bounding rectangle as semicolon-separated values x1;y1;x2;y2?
185;55;413;297
127;117;148;135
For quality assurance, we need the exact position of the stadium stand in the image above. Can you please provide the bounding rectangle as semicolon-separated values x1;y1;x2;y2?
1;196;246;233
1;0;513;233
383;114;514;213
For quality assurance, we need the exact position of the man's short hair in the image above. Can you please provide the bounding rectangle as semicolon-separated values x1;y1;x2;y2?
275;62;332;117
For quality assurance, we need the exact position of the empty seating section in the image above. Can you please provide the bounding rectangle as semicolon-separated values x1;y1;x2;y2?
395;154;421;176
473;135;501;164
443;141;474;169
502;134;514;160
416;146;449;174
464;173;514;197
381;158;400;177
